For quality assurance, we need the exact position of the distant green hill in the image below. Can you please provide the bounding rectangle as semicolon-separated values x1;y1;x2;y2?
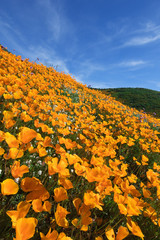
94;87;160;118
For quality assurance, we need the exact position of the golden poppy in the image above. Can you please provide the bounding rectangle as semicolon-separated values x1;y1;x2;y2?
116;226;129;240
10;161;29;178
18;127;37;144
127;217;144;239
42;201;52;213
32;199;43;212
40;228;58;240
54;187;68;202
105;226;115;240
83;191;103;210
15;217;38;240
5;132;19;148
55;204;70;228
1;179;19;195
7;201;31;228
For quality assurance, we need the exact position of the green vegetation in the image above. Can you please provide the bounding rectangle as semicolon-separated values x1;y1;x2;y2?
94;87;160;118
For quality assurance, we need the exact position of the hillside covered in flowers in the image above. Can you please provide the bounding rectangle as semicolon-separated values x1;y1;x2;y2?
0;46;160;240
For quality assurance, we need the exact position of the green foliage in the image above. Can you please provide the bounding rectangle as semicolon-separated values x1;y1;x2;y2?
95;88;160;118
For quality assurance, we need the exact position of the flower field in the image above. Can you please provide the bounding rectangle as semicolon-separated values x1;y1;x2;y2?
1;45;160;240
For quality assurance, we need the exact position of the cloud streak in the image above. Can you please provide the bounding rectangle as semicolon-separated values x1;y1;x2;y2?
118;60;147;67
0;17;26;46
37;0;73;42
123;22;160;47
124;35;160;46
26;45;70;73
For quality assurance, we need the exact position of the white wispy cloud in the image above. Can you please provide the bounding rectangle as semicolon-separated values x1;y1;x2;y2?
123;22;160;46
79;59;106;74
73;59;107;85
36;0;73;42
118;60;147;67
23;45;70;73
0;17;26;48
0;8;72;74
124;35;160;46
65;58;107;85
144;22;160;34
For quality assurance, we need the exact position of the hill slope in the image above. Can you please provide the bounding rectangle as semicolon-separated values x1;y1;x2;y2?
95;87;160;118
0;46;160;239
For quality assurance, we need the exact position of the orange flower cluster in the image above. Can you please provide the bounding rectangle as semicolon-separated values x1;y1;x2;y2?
0;46;160;239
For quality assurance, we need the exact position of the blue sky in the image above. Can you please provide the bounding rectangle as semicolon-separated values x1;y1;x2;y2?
1;0;160;90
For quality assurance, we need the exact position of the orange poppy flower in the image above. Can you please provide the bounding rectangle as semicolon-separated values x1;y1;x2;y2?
3;93;13;99
142;187;152;199
43;136;54;148
127;217;144;239
127;197;142;216
72;218;82;229
0;130;5;142
47;157;69;178
10;161;29;178
74;162;86;176
95;179;113;196
58;128;70;136
54;187;68;202
144;206;157;224
32;199;43;212
1;179;19;195
13;90;23;99
105;226;115;240
58;177;73;189
118;203;127;215
7;201;31;228
4;119;16;129
73;198;82;213
0;147;5;155
95;237;103;240
21;177;50;201
18;127;37;144
55;204;70;228
72;198;92;231
80;206;92;230
66;153;82;165
141;155;149;166
5;132;19;148
20;112;32;122
59;137;76;149
36;133;44;141
153;162;160;171
57;232;73;240
15;217;38;240
21;177;43;192
42;201;52;213
116;226;129;240
21;103;28;111
117;135;127;144
3;110;14;120
28;187;50;201
4;148;24;159
37;145;47;157
83;191;104;210
0;86;6;95
40;228;58;240
54;144;66;154
40;124;54;134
